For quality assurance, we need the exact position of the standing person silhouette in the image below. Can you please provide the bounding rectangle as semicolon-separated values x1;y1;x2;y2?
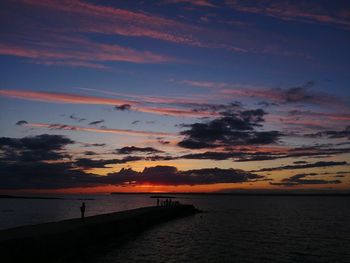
80;202;86;219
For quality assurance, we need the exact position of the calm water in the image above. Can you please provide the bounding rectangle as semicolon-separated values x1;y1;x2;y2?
1;195;350;262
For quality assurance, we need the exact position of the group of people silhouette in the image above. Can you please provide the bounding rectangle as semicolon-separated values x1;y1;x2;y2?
156;197;178;207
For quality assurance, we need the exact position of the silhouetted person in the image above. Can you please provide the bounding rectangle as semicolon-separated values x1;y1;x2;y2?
80;202;86;219
157;198;159;206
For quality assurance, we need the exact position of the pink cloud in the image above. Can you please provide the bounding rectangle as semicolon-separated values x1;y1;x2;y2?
0;90;137;106
79;88;212;105
183;79;349;110
0;38;171;66
0;89;216;118
162;0;216;8
26;123;177;137
21;0;199;45
226;0;350;28
182;80;267;90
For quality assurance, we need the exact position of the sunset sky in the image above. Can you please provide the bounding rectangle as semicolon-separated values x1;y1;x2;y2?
0;0;349;193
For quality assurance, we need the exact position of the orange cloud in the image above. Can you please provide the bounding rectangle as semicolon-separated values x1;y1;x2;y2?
0;89;136;105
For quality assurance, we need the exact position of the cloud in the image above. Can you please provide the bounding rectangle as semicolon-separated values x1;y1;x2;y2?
15;120;28;126
83;151;97;156
1;0;318;68
75;156;143;169
0;134;74;162
178;109;281;149
20;0;200;46
179;150;282;162
83;143;106;147
0;134;73;151
116;146;163;155
225;0;350;28
115;104;132;111
0;161;100;189
270;173;342;186
0;39;171;67
25;122;176;137
105;166;265;186
282;81;315;102
252;161;348;172
0;164;265;189
0;132;265;189
221;81;335;106
0;89;219;118
0;89;137;106
306;126;350;139
161;0;217;8
88;119;105;126
183;80;349;109
69;114;86;123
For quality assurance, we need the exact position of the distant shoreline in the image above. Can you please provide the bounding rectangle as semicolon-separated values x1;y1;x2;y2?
0;195;94;200
111;192;350;196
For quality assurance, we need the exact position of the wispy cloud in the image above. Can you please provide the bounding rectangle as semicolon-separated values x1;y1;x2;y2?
1;0;315;66
0;89;219;117
19;0;200;45
26;123;177;137
0;89;137;106
226;0;350;28
183;79;349;110
0;38;171;67
161;0;217;8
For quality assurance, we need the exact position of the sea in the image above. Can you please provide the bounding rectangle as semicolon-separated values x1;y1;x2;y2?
1;194;349;263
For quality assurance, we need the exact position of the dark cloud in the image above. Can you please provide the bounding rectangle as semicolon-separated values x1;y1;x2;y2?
306;126;350;140
178;109;281;149
157;137;170;145
191;102;242;114
83;143;107;147
0;134;73;151
270;172;342;186
283;81;315;103
15;120;28;126
131;120;140;125
75;158;119;169
116;146;163;155
257;101;278;107
145;155;175;161
69;114;86;122
0;134;74;162
88;120;105;126
75;156;143;169
0;161;100;189
180;151;242;160
0;161;264;189
293;160;308;164
105;166;265;186
49;124;77;130
115;104;132;111
252;161;347;172
83;151;97;156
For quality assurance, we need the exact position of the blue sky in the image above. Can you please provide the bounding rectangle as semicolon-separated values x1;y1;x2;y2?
0;0;349;193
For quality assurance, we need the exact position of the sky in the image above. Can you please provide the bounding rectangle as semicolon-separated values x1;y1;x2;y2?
0;0;349;194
